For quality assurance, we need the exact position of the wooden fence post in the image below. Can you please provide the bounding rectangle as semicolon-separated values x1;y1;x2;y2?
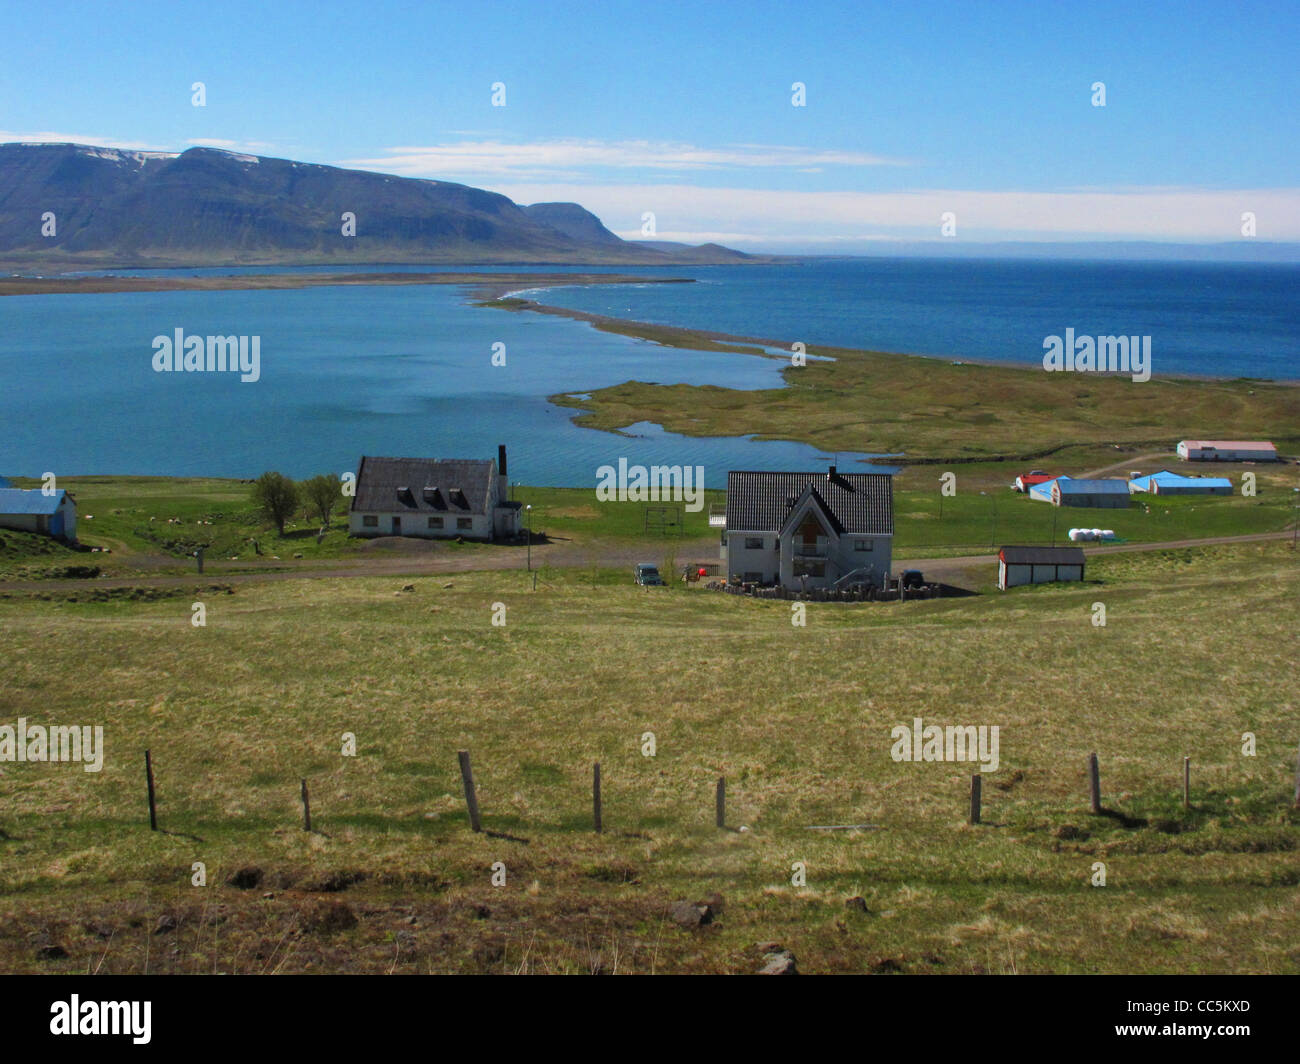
458;750;482;832
593;762;602;834
969;774;982;825
144;749;158;831
1088;752;1101;814
300;777;312;832
715;777;725;829
1293;741;1299;809
1182;756;1190;811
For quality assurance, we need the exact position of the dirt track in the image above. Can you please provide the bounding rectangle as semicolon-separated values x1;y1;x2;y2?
1;531;1292;596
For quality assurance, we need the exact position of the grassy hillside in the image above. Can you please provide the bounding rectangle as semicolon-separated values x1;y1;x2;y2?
0;541;1295;974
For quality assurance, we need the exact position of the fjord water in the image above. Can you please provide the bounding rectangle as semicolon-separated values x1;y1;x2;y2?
535;258;1300;381
4;258;1296;486
0;281;872;486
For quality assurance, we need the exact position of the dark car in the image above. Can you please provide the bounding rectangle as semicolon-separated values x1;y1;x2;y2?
901;569;925;590
634;563;665;586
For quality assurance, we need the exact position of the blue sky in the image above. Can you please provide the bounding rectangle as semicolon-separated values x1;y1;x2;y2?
3;0;1297;248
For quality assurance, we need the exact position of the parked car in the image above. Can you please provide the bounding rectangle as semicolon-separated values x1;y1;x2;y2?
634;563;665;586
901;569;925;590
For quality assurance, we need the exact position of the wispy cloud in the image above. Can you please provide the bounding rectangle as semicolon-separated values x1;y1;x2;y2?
0;129;167;151
187;137;280;153
492;182;1300;244
340;139;908;180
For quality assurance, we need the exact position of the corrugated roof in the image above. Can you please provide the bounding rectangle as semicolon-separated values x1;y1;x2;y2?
1134;470;1233;490
1056;478;1130;494
999;545;1086;565
351;456;495;515
0;488;67;515
725;470;893;535
1180;440;1275;450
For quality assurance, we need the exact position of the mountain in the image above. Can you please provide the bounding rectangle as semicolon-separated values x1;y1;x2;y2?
0;143;759;268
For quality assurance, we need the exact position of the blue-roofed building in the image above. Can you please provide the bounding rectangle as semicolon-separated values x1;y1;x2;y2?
1028;475;1068;503
1128;470;1233;495
1051;478;1130;509
0;487;78;540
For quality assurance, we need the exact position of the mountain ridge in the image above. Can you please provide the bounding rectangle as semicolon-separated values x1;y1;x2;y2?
0;142;764;268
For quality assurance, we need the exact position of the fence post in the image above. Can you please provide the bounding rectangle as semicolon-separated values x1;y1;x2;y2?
1182;756;1190;811
458;750;482;832
969;774;982;825
593;762;602;834
715;777;725;829
145;749;158;831
301;778;312;832
1088;752;1101;814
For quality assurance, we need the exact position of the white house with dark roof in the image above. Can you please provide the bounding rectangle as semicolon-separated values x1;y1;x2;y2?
721;465;893;589
348;445;522;541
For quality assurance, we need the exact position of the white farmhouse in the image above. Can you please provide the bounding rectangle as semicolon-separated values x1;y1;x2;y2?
348;445;521;541
721;466;893;589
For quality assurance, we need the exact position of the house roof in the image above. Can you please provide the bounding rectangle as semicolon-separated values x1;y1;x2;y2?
1018;473;1056;486
1029;476;1069;497
778;484;847;537
1180;440;1276;450
999;545;1086;565
725;470;893;535
1133;470;1232;490
0;488;68;515
351;456;496;515
1055;478;1130;494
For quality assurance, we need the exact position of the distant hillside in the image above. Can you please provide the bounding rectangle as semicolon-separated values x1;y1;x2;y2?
0;143;761;268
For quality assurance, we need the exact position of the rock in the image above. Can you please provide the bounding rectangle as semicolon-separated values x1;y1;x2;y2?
442;582;454;589
758;949;797;975
404;915;418;925
671;900;712;928
696;892;725;915
36;944;68;960
845;896;870;913
153;914;178;935
401;584;415;592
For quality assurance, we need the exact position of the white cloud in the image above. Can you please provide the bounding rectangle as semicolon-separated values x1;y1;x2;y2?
0;129;167;151
493;182;1300;243
187;138;278;153
339;139;908;179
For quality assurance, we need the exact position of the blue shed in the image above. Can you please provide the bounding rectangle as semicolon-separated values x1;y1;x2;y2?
0;488;78;540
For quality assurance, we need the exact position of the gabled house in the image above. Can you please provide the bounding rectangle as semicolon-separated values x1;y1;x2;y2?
0;487;77;541
348;445;522;541
721;466;893;589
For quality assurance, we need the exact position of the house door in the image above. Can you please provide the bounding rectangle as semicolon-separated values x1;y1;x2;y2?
392;516;401;534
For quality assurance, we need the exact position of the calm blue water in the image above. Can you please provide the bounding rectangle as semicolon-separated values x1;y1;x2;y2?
0;282;881;486
3;258;1295;484
536;259;1300;381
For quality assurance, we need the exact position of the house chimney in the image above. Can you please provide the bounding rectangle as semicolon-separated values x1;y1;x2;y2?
497;444;508;503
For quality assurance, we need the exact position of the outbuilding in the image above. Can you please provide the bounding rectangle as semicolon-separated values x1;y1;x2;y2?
1129;470;1233;495
997;545;1086;590
1176;440;1277;462
0;487;78;541
1051;478;1131;508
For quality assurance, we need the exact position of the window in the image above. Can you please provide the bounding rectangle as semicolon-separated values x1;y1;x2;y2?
854;539;873;551
744;536;763;550
457;517;473;530
362;515;378;528
427;517;443;529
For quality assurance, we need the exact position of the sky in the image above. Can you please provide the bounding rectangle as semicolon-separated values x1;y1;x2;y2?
3;0;1298;250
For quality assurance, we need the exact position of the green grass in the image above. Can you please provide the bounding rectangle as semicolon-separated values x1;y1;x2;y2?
0;541;1296;974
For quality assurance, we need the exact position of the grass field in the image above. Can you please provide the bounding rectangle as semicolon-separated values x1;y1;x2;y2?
483;300;1300;466
0;540;1296;974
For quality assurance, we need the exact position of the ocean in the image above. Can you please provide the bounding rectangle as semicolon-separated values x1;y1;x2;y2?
3;258;1295;486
